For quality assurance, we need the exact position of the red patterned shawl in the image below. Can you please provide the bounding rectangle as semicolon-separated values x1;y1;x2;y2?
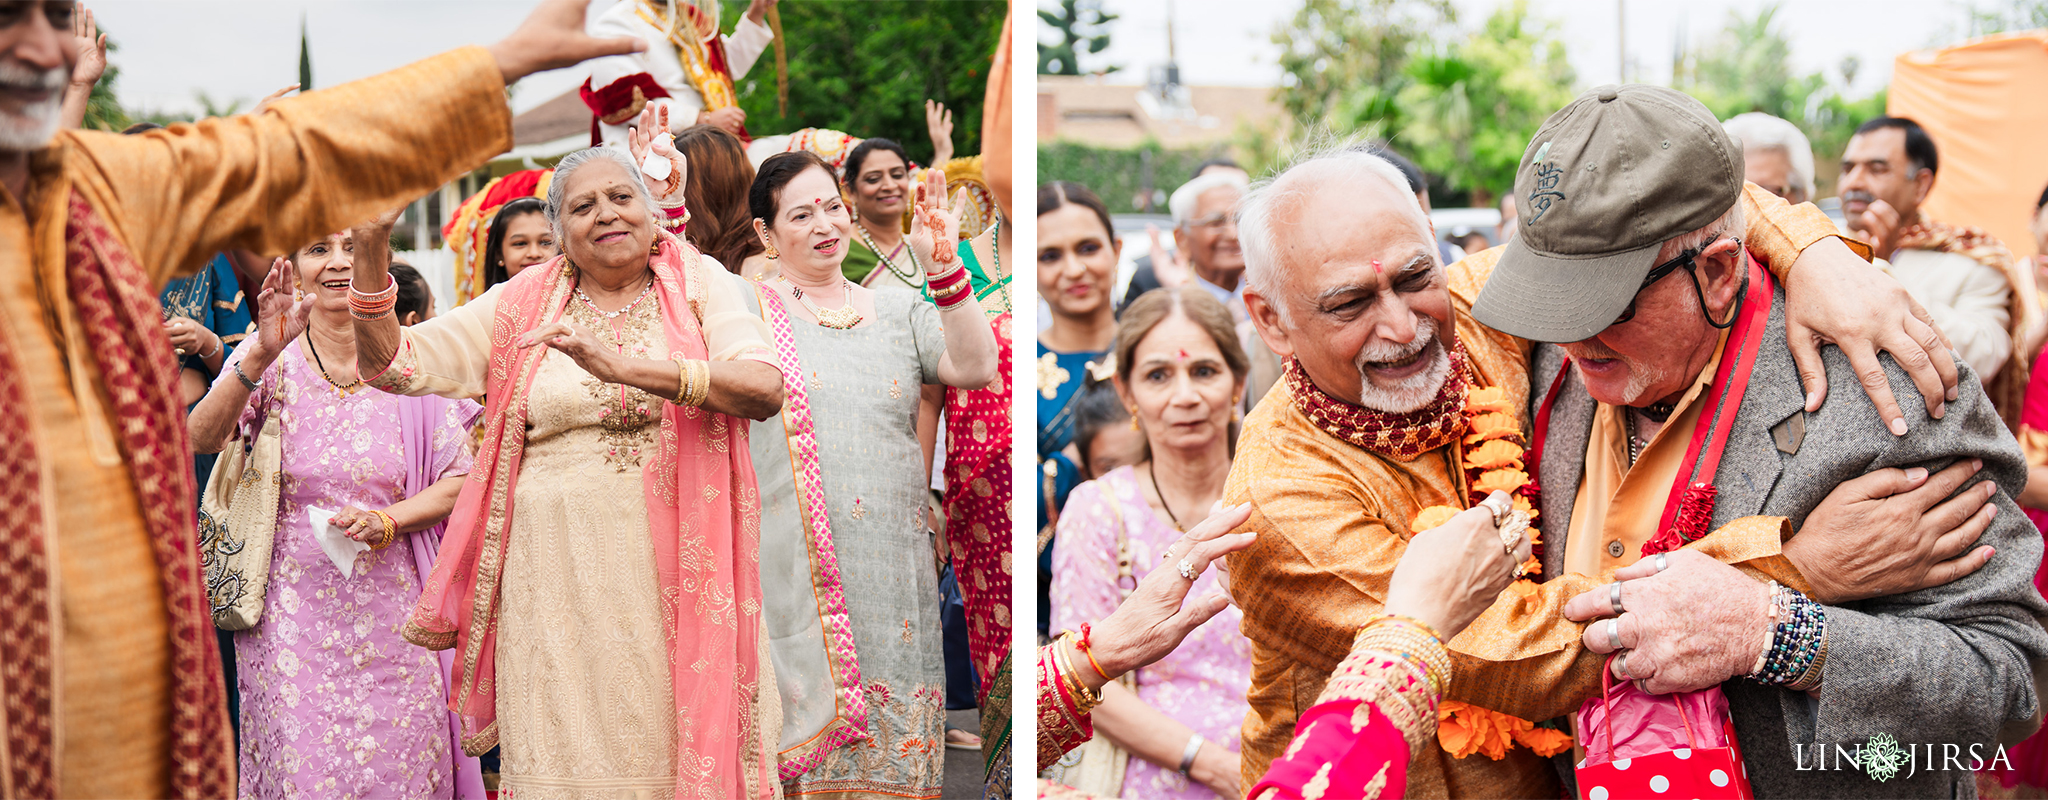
0;193;235;798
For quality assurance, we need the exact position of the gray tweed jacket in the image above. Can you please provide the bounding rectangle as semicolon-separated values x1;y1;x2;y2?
1531;286;2048;799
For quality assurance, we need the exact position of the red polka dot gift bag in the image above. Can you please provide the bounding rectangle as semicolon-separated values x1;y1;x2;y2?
1575;654;1754;800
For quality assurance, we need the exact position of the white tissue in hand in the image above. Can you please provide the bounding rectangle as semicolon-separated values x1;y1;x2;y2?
641;142;674;182
307;505;369;578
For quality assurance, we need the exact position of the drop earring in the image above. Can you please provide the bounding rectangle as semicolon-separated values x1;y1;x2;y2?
1127;407;1141;431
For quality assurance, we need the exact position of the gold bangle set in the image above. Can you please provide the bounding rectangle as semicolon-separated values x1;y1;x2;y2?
1358;615;1453;696
1054;631;1104;714
674;359;711;408
367;510;399;550
928;264;971;302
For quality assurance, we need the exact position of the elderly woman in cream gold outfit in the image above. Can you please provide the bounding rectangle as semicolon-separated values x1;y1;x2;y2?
349;104;789;799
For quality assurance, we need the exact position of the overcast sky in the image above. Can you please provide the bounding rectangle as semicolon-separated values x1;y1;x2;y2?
1079;0;2010;98
90;0;621;118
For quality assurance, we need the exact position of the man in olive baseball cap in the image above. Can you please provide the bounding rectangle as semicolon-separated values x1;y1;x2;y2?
1477;84;2047;800
1472;84;1744;343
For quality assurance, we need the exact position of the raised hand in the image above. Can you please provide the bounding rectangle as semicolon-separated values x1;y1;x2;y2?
517;321;619;383
925;99;955;166
1147;225;1190;290
70;3;107;89
252;257;313;358
488;0;649;85
908;167;961;273
1088;503;1257;680
628;104;687;200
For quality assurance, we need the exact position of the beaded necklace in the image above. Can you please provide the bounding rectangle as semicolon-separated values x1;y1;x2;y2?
304;331;363;395
573;274;656;320
855;220;923;287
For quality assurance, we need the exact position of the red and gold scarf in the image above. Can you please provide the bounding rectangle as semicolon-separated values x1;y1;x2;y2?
1284;337;1473;460
0;194;234;798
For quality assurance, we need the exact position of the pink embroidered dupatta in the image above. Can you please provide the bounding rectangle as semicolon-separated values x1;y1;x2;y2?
401;232;773;799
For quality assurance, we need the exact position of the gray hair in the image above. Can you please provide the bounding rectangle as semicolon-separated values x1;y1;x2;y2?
546;146;665;244
1238;139;1428;317
1721;112;1815;203
1168;171;1250;229
1655;199;1747;264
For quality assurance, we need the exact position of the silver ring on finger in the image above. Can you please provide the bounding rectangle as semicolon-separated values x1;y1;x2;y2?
1177;557;1197;581
1477;492;1514;527
1606;618;1623;651
1616;650;1635;680
1609;581;1626;615
1653;552;1670;573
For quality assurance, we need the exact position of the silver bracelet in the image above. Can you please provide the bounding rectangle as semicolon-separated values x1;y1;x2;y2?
233;359;261;392
1178;733;1205;777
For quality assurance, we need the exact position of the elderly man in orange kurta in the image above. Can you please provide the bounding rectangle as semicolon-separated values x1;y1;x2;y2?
1222;144;1985;798
0;1;645;796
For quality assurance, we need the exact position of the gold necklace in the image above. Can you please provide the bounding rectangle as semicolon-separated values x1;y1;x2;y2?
781;277;864;329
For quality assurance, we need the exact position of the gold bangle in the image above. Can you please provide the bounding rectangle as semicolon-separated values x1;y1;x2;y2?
675;359;689;404
1056;633;1103;713
1358;618;1452;695
692;359;711;407
369;510;398;550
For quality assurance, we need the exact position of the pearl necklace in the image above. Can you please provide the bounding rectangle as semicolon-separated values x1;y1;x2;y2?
574;275;655;320
782;277;864;329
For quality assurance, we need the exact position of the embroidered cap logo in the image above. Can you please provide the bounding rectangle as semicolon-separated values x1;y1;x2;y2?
1525;141;1565;226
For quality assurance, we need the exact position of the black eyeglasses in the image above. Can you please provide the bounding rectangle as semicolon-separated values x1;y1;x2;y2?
1611;246;1701;326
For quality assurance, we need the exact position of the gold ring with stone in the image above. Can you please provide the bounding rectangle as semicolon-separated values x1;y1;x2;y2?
1477;491;1514;527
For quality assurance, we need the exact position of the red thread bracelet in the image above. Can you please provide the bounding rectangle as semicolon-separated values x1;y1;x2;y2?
1077;622;1111;681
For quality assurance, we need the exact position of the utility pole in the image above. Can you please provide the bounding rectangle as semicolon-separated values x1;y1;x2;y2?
1617;0;1627;84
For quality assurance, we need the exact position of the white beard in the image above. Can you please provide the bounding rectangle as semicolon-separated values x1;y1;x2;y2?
0;62;67;152
1354;315;1451;414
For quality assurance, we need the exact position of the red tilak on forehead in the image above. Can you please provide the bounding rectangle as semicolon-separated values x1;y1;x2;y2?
1371;259;1383;275
1177;349;1189;360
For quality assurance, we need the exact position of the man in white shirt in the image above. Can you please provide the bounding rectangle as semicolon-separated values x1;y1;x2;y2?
581;0;779;144
1839;116;2028;411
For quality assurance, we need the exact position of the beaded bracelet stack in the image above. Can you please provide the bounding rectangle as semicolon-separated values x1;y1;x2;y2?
1357;614;1453;696
1750;581;1827;690
673;359;711;408
659;202;691;233
927;261;972;311
349;275;399;321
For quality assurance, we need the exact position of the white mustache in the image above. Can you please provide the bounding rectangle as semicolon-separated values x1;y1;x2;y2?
1358;316;1436;365
0;60;67;93
1841;189;1877;205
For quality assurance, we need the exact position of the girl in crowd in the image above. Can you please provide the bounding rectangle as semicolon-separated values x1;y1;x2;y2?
354;120;789;797
1037;180;1120;635
675;123;767;279
388;261;435;326
187;222;484;799
1072;378;1142;482
1051;286;1252;799
746;153;998;798
480;196;555;291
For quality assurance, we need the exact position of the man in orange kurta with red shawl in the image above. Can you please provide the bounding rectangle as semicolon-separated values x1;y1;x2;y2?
1223;146;1960;797
0;3;641;795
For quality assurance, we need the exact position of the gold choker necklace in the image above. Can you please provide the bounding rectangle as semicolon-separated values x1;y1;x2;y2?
782;277;864;329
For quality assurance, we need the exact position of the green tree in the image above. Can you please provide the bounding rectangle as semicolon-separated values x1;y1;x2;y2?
1966;0;2048;36
1270;0;1452;129
1674;4;1824;123
78;29;128;131
1037;0;1118;76
1392;2;1575;201
723;0;1004;166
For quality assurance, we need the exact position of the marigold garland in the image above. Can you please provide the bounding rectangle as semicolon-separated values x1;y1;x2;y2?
1410;383;1567;760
